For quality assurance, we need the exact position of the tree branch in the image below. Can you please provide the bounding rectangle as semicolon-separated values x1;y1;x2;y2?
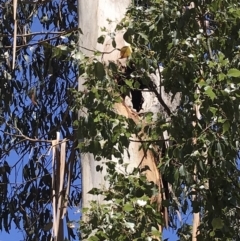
0;31;74;38
4;27;79;49
152;67;172;117
129;138;170;143
3;123;69;144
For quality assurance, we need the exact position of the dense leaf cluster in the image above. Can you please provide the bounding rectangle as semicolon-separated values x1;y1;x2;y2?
1;0;240;240
76;0;240;240
0;0;80;240
80;165;162;241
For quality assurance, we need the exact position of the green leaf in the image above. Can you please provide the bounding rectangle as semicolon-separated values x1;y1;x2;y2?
89;236;100;241
174;168;179;183
88;188;102;195
227;68;240;77
82;207;89;213
145;112;153;123
125;79;133;88
72;51;84;60
218;73;225;81
209;107;217;115
78;28;83;34
138;32;149;42
204;86;216;100
151;226;161;236
56;44;68;51
97;35;105;44
210;230;215;237
94;62;105;80
43;222;53;231
179;165;186;176
112;39;116;48
211;218;224;230
96;165;103;172
123;203;134;212
223;120;230;134
123;28;134;43
173;147;180;158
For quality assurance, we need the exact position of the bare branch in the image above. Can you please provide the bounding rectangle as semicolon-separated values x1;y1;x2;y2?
19;0;52;4
3;123;69;144
4;27;79;49
129;138;170;143
0;31;74;38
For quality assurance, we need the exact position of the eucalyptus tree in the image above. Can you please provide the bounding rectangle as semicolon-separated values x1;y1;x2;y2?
77;0;180;237
1;0;240;241
77;0;240;240
0;0;80;240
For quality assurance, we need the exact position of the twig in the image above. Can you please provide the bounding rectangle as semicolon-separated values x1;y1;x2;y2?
3;123;69;144
129;138;170;143
4;27;79;49
206;37;213;60
0;173;51;186
3;131;69;144
0;31;75;37
156;65;172;117
198;8;214;60
19;0;52;4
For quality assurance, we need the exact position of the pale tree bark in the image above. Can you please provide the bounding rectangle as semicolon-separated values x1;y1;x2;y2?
78;0;163;212
78;0;180;235
78;0;134;216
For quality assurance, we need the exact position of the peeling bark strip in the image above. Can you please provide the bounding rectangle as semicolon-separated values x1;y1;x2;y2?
113;101;162;202
12;0;17;70
51;132;72;241
102;29;179;203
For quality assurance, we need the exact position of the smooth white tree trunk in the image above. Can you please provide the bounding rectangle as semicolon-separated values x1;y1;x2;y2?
78;0;179;226
78;0;133;212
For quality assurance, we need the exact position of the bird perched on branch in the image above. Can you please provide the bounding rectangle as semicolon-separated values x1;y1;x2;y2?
119;45;132;59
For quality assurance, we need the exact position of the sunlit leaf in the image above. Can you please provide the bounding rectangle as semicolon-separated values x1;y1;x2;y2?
123;203;134;212
227;68;240;77
204;86;216;100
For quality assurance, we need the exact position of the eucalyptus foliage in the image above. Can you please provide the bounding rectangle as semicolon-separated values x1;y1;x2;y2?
1;0;240;240
0;0;80;240
80;164;162;241
76;0;240;240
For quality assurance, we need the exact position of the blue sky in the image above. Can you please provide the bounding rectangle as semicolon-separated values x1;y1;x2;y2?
0;2;186;241
0;9;80;241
